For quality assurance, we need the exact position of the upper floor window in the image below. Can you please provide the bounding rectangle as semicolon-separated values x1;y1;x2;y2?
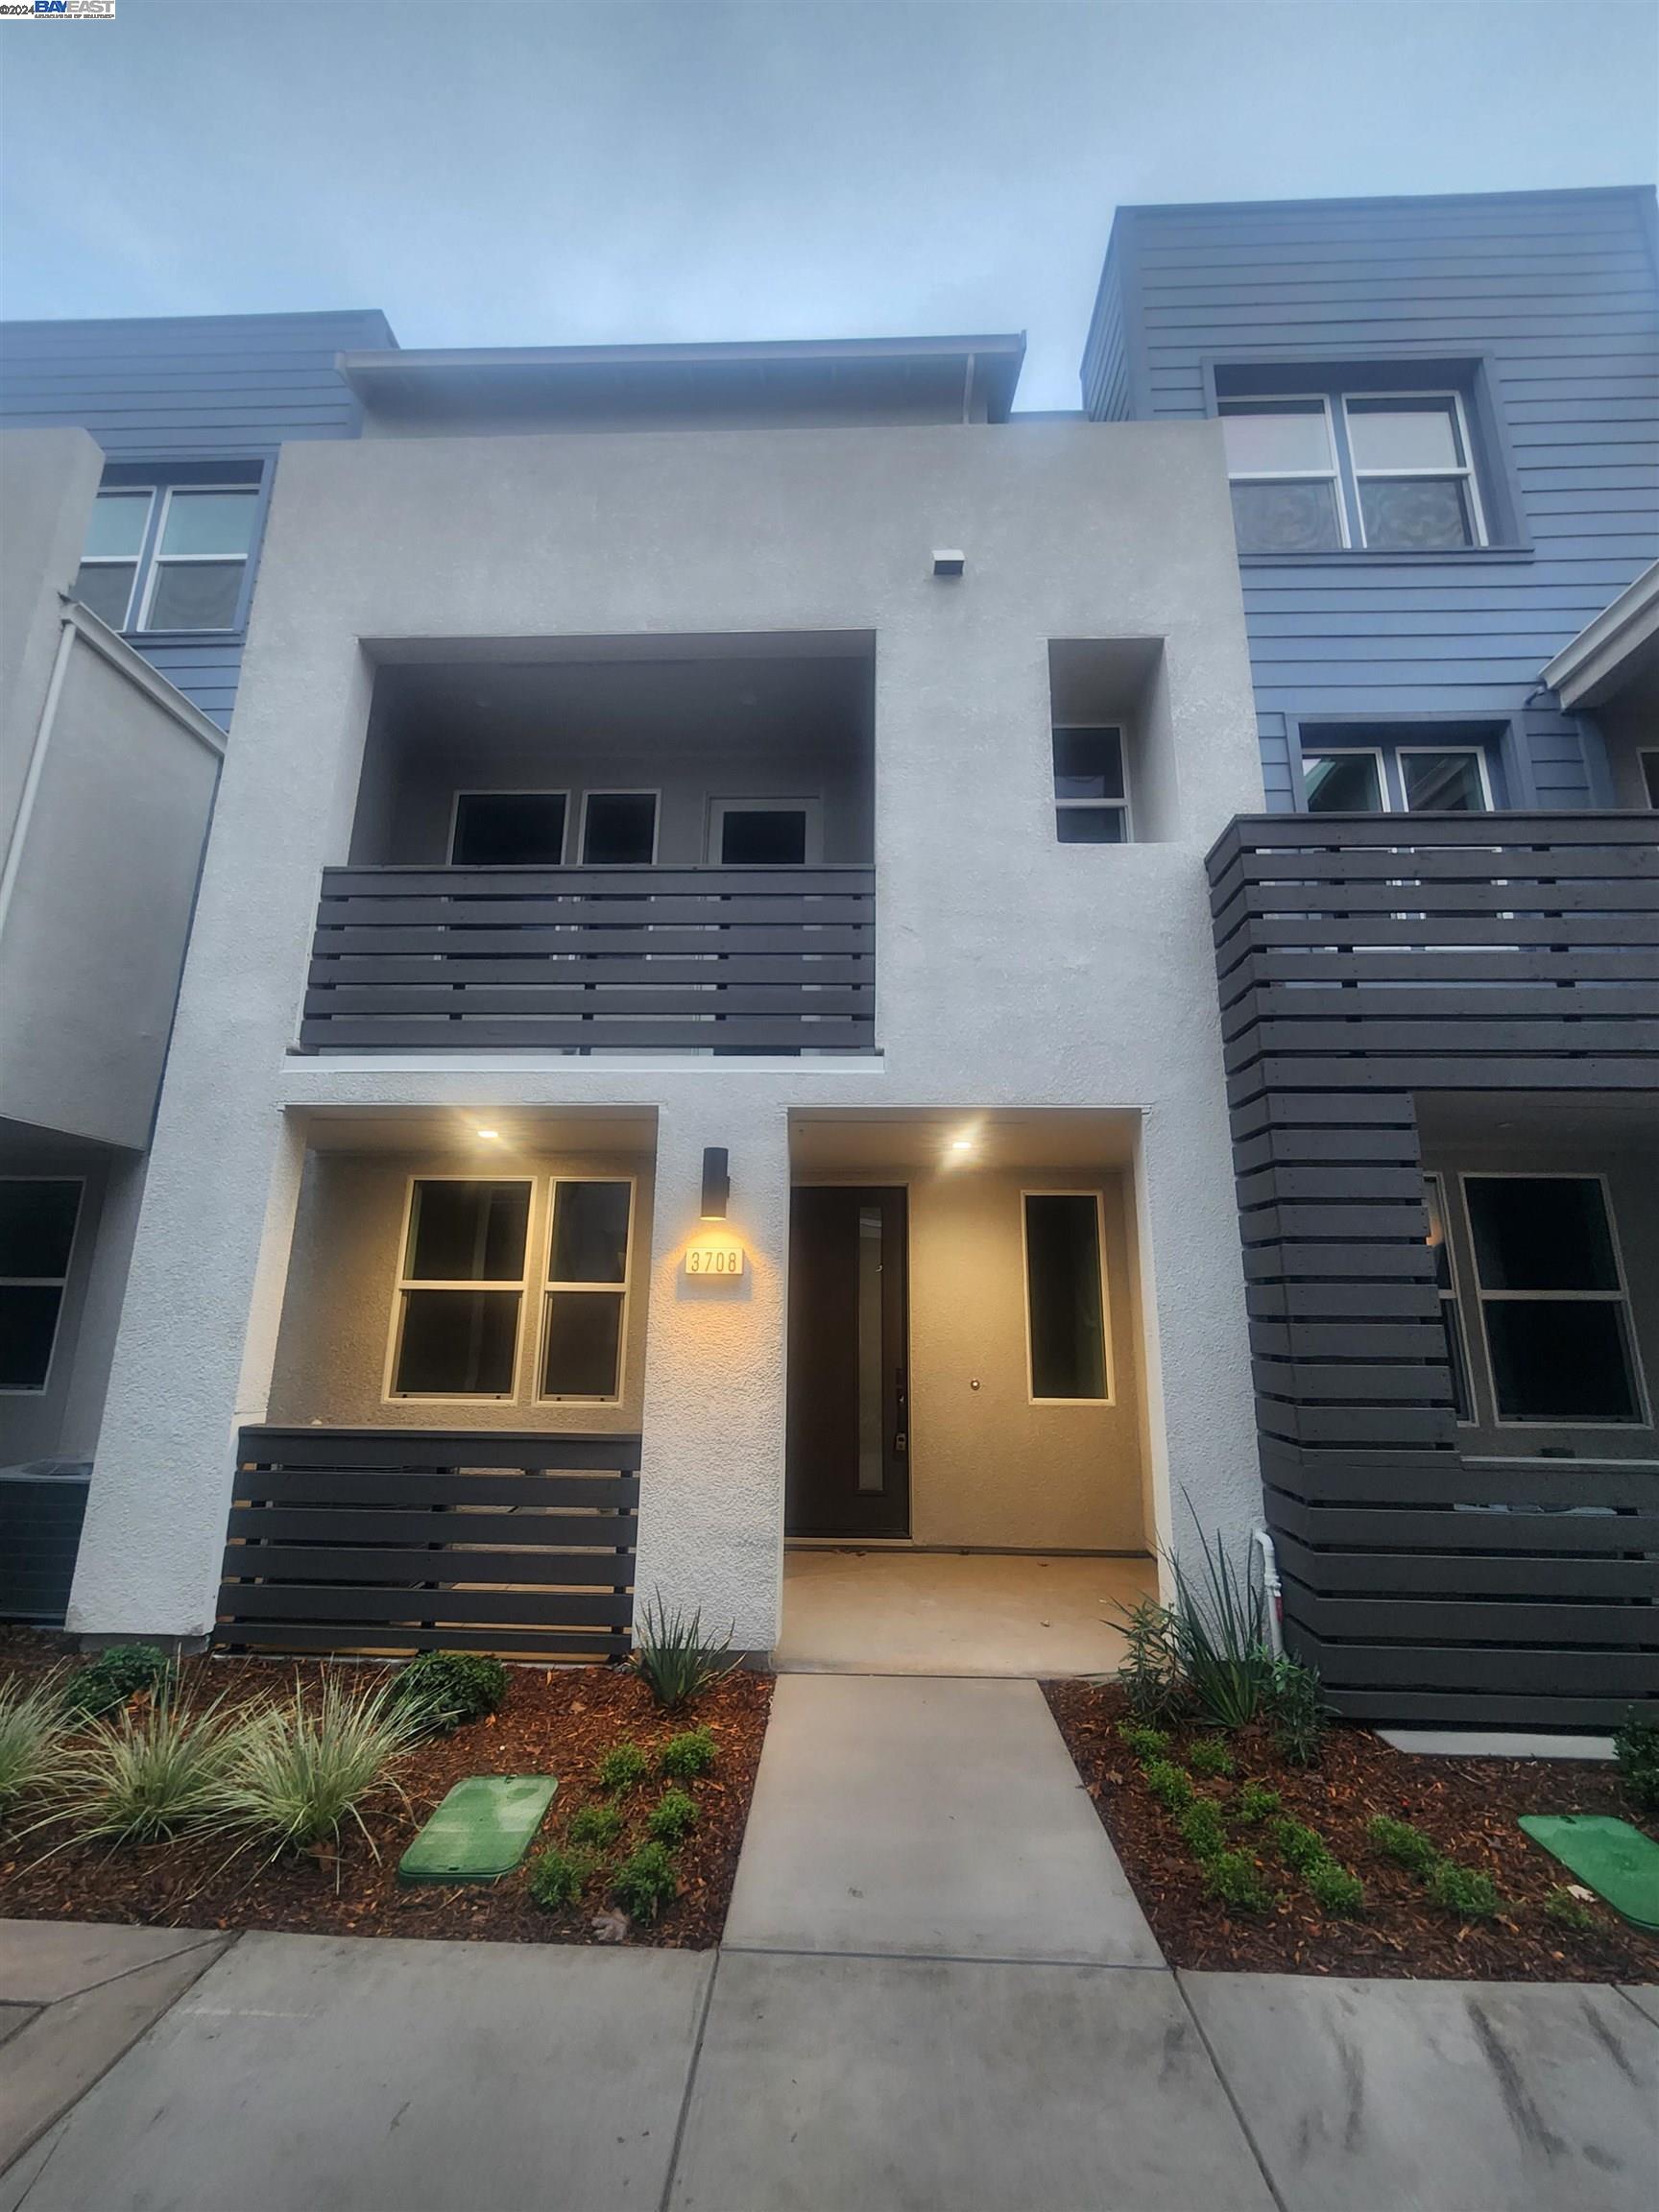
72;474;262;636
1051;726;1130;842
1219;386;1488;556
1298;727;1499;815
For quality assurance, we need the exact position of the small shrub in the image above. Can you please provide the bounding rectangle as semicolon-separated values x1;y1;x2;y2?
1613;1713;1659;1814
1203;1849;1274;1912
0;1674;66;1819
1541;1885;1599;1931
1426;1863;1503;1920
1234;1781;1281;1825
1142;1759;1194;1813
1169;1520;1271;1729
659;1727;717;1782
1305;1861;1366;1917
1268;1815;1332;1876
529;1844;592;1910
1365;1814;1442;1875
1188;1736;1235;1779
612;1839;679;1922
1115;1596;1187;1723
215;1676;424;1854
1263;1654;1326;1766
63;1690;245;1845
594;1743;649;1795
391;1652;507;1731
60;1644;171;1720
566;1801;624;1851
632;1596;736;1712
1177;1799;1229;1862
1115;1722;1169;1764
647;1790;699;1845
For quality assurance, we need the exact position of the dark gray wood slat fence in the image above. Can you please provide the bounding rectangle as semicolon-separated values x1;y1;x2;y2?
1208;810;1659;1730
301;863;877;1052
215;1429;640;1660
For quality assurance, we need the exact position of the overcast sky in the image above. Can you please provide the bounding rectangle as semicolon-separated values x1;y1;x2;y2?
1;0;1654;409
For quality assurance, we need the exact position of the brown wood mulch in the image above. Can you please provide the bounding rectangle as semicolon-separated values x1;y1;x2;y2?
1045;1679;1659;1983
0;1644;772;1950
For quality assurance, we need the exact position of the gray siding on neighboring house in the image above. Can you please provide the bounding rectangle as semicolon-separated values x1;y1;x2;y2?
1087;188;1659;810
0;309;394;724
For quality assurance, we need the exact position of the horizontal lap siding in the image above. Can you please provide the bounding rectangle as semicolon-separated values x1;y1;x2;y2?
0;310;391;724
1087;191;1659;805
1209;811;1659;1728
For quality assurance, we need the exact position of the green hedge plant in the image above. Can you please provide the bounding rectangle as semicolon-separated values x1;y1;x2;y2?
392;1652;508;1731
1613;1713;1659;1814
61;1645;172;1721
529;1844;592;1911
594;1743;649;1795
1365;1814;1443;1875
566;1802;625;1852
646;1790;699;1846
659;1727;717;1781
613;1839;679;1922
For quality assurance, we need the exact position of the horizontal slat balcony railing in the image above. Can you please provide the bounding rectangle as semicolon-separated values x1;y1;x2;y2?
1207;811;1659;1728
301;863;877;1052
215;1428;640;1660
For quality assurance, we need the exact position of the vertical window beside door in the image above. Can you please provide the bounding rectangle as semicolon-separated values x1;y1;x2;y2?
391;1180;531;1398
1023;1193;1109;1402
0;1180;82;1393
1464;1176;1644;1425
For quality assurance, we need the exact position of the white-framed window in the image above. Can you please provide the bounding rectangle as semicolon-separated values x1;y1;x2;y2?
1022;1190;1111;1403
386;1178;532;1400
1343;392;1487;551
708;798;822;866
0;1178;84;1395
1423;1174;1473;1423
134;486;260;632
1051;726;1130;843
1461;1174;1647;1427
1301;740;1494;815
1302;747;1391;815
450;791;569;867
580;791;660;866
1218;395;1348;555
539;1178;633;1402
71;490;155;632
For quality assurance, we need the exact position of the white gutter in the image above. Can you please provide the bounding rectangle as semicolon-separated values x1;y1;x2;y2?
1540;558;1659;710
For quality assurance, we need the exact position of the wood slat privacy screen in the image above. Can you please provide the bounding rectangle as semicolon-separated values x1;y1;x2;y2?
216;1430;639;1660
1208;811;1658;1728
301;864;877;1053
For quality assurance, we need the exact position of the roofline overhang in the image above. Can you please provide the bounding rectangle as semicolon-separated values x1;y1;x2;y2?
1541;560;1659;710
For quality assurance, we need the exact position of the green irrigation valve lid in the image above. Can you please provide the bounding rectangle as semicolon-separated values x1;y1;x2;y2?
1519;1814;1659;1931
398;1776;559;1885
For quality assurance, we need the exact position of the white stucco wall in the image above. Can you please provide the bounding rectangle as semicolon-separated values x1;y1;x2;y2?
72;414;1265;1647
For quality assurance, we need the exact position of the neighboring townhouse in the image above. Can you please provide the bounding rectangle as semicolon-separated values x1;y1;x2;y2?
0;312;390;1617
65;334;1269;1673
1089;186;1659;1729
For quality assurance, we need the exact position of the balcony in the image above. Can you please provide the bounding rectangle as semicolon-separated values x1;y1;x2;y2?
300;861;877;1052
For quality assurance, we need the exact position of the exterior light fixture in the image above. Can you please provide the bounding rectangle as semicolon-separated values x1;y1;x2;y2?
932;549;966;578
475;1127;502;1142
700;1146;730;1220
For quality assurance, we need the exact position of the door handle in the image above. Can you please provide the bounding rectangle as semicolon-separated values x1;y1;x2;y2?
894;1431;907;1455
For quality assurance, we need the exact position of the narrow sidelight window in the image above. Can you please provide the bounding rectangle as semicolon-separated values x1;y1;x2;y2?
391;1179;530;1397
1023;1193;1109;1402
451;792;567;866
541;1179;632;1400
73;491;154;631
0;1179;82;1393
1465;1176;1644;1425
581;792;658;865
1219;397;1346;554
1423;1176;1472;1422
140;487;259;630
1052;727;1129;843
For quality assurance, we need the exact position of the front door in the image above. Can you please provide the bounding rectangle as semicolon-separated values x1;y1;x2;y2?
786;1186;909;1537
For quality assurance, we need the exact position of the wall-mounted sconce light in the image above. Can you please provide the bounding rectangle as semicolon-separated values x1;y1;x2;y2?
932;549;966;579
700;1145;730;1220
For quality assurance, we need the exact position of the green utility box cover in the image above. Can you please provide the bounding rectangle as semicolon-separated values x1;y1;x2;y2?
1519;1814;1659;1930
398;1776;558;1885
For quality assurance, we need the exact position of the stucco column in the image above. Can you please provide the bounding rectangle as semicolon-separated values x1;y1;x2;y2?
631;1095;791;1655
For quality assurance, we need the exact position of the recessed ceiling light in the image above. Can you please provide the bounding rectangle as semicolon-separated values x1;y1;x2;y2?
950;1134;974;1153
475;1127;502;1142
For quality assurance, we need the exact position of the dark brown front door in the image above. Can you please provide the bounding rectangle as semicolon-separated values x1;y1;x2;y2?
786;1186;909;1538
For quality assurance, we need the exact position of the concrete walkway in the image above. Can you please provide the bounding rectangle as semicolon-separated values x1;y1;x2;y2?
1;1674;1654;2209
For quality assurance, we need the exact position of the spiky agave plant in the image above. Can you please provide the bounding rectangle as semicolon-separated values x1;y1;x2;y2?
1167;1517;1271;1730
214;1674;427;1858
631;1595;736;1712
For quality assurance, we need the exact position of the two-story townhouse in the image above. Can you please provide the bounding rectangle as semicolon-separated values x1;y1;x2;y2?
1088;186;1659;1729
65;334;1268;1675
0;312;391;1619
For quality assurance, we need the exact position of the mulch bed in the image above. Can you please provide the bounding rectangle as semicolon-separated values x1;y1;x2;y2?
1046;1679;1659;1983
0;1643;772;1950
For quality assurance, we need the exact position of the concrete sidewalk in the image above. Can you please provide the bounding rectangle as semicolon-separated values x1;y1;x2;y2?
1;1674;1655;2210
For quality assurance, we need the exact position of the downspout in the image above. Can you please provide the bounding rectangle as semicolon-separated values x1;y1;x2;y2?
1253;1526;1285;1661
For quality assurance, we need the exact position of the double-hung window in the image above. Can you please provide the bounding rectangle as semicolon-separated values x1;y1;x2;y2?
1051;727;1130;842
1220;383;1488;555
72;476;261;636
391;1179;531;1399
0;1179;82;1394
1463;1176;1645;1425
541;1179;633;1401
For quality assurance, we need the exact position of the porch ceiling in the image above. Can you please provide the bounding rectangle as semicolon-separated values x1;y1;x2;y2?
290;1104;657;1155
789;1107;1139;1173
